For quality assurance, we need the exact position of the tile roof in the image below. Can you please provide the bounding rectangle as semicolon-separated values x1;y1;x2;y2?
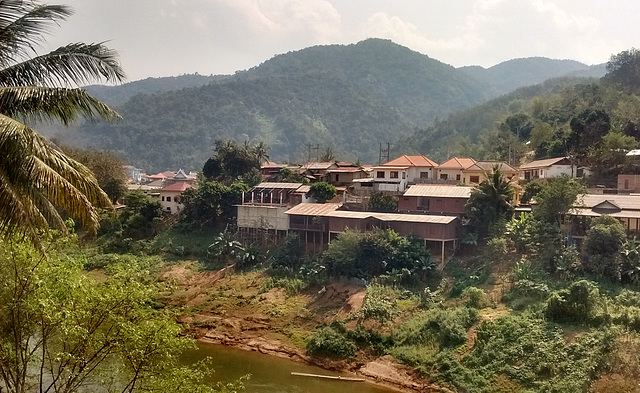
381;155;438;168
466;161;518;172
285;203;342;216
160;181;193;192
403;185;473;198
437;157;476;169
519;157;569;169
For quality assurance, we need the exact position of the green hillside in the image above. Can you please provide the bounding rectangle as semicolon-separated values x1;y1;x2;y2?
60;39;604;172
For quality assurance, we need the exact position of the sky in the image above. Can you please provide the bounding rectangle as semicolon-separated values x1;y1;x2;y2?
40;0;640;82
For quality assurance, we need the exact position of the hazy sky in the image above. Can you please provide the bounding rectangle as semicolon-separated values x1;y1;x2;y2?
41;0;640;82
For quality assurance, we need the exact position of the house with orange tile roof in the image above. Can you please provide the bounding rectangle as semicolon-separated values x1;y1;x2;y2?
434;157;476;184
353;155;439;194
462;161;518;185
159;180;193;214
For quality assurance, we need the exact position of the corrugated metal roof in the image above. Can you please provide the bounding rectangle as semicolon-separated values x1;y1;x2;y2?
285;203;342;216
567;208;640;219
575;194;640;210
519;157;569;169
403;185;473;198
253;182;303;190
325;210;457;224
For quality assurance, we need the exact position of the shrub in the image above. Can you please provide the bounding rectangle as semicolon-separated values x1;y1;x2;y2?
392;307;478;348
461;286;487;309
306;325;357;359
358;284;398;323
545;280;601;323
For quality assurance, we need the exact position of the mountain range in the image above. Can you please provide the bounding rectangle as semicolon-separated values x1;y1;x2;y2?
52;38;606;172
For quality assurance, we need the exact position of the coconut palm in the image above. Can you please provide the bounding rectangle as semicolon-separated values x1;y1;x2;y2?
0;0;125;247
465;166;515;237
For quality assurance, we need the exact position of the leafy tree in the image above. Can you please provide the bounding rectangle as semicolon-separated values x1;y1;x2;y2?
306;182;337;203
61;147;128;203
583;215;627;280
604;48;640;92
520;179;544;204
587;130;637;180
0;0;124;248
368;192;398;212
532;175;586;224
0;237;238;393
203;140;263;186
500;113;533;140
180;179;248;227
278;167;308;183
465;167;515;238
568;108;611;162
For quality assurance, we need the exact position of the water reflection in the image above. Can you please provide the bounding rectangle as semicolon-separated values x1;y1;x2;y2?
185;342;398;393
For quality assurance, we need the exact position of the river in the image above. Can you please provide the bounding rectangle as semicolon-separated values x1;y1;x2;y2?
185;342;400;393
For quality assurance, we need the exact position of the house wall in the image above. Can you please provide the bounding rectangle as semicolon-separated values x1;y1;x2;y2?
546;164;574;178
398;196;468;214
237;205;290;231
407;167;434;183
328;216;458;241
436;168;463;182
618;175;640;193
160;191;184;214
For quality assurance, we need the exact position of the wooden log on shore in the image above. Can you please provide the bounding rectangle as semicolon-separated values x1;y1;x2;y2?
290;372;365;382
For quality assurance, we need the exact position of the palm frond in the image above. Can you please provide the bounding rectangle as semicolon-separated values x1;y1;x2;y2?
0;86;121;124
0;1;72;67
0;115;109;237
0;42;125;87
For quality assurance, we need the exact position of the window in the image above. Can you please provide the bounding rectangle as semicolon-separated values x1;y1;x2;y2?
625;179;630;189
420;172;429;179
161;196;165;201
456;174;461;181
390;171;399;179
470;176;480;183
377;171;385;178
166;196;172;202
440;174;448;180
402;172;406;179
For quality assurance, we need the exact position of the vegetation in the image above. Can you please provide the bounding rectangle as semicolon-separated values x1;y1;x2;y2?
465;167;514;238
0;0;124;248
367;192;398;213
306;182;337;203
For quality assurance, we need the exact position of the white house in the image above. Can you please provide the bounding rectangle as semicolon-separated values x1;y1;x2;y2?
520;157;589;180
354;155;439;193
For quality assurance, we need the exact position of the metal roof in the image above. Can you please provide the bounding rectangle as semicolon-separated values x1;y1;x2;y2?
519;157;569;169
253;182;304;190
325;210;457;224
285;203;342;216
574;194;640;210
466;161;517;172
403;185;473;198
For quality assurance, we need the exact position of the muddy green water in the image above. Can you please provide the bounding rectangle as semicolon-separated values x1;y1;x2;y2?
185;342;399;393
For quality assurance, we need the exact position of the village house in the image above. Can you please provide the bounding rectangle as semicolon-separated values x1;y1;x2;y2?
462;161;518;185
353;155;439;194
519;157;589;180
159;180;193;214
435;157;476;184
236;182;309;243
398;185;473;215
561;194;640;245
617;174;640;194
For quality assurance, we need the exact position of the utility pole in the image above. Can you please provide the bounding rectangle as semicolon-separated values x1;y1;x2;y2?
379;142;390;165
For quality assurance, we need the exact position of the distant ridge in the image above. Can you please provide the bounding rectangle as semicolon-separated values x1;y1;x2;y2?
60;39;606;172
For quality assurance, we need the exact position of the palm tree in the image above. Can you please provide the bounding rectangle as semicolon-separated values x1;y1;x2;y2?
465;166;515;237
0;0;125;248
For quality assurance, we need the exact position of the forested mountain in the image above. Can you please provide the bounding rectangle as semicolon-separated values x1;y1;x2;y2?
59;38;606;172
84;74;230;107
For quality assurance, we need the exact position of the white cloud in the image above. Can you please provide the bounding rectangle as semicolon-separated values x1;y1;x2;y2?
531;0;598;30
361;12;482;56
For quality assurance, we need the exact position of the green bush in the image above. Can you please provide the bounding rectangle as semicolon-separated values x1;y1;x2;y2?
545;280;601;323
392;306;478;348
358;284;398;323
461;286;487;309
260;277;305;297
306;325;357;359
